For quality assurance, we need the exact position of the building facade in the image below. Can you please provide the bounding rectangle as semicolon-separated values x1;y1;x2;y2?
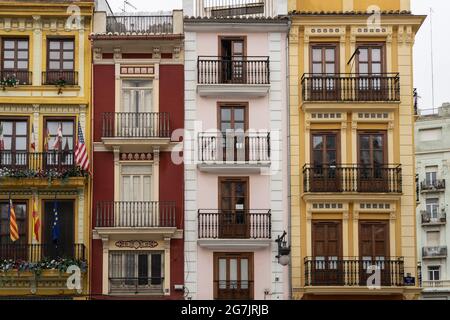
288;0;424;299
0;0;93;298
416;103;450;300
90;5;185;299
183;0;290;300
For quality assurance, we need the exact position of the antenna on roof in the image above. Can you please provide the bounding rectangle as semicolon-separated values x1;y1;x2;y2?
121;0;137;13
430;7;436;112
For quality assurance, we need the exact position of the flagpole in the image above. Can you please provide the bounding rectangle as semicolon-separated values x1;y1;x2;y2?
430;7;436;111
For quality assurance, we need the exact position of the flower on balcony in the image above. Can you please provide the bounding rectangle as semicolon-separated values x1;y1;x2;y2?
0;166;89;181
0;257;88;276
54;77;67;95
0;75;18;90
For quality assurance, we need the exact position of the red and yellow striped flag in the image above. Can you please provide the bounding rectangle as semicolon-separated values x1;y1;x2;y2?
9;199;19;242
32;196;40;242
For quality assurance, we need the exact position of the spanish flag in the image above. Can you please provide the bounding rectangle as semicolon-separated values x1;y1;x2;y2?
9;199;19;242
32;196;40;242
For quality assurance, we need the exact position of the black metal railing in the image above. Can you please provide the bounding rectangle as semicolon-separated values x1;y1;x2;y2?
0;70;32;85
214;280;254;300
303;164;402;193
198;56;270;85
198;132;270;163
304;257;405;287
102;112;171;138
0;243;85;262
42;71;78;86
96;201;176;228
198;209;271;239
106;16;173;34
421;211;447;224
421;179;446;191
198;0;272;17
0;151;80;175
422;246;448;258
301;73;400;102
109;277;164;294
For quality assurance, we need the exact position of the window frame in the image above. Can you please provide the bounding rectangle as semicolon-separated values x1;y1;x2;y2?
46;38;75;71
356;43;386;75
0;201;28;245
0;117;29;152
428;265;441;281
310;43;339;75
1;38;29;71
43;117;76;152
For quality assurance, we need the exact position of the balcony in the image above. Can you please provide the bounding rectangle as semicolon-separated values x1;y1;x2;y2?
109;277;165;295
304;257;405;287
198;209;271;249
301;73;400;104
303;164;402;194
101;112;171;150
422;246;448;259
42;71;78;86
198;132;271;173
0;243;85;261
0;70;32;86
420;179;446;193
422;280;450;289
106;15;173;34
0;151;87;186
421;211;446;225
197;56;270;97
95;201;177;237
194;0;276;18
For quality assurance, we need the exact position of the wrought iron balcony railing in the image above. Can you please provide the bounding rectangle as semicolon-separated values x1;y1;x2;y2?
109;277;165;295
102;112;171;138
421;179;446;192
42;71;78;86
422;246;448;258
0;70;32;85
304;256;405;287
196;0;274;17
0;151;85;178
301;73;400;102
198;132;270;164
198;209;271;239
96;201;176;228
106;15;173;34
198;56;270;85
303;164;402;193
0;243;86;262
421;211;446;224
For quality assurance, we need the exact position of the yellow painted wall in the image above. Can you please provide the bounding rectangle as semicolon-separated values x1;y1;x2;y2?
292;0;407;12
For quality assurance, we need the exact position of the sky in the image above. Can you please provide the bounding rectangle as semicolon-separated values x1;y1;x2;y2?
106;0;449;111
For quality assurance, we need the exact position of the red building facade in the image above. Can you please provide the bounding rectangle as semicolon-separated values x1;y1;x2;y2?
90;10;185;299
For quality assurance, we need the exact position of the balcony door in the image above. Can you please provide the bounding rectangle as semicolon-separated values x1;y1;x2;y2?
356;44;385;100
44;119;75;168
219;177;249;239
214;253;253;300
120;80;153;137
312;221;343;285
358;131;387;192
0;119;28;168
359;221;390;286
311;132;340;192
0;202;27;260
43;200;74;259
219;105;247;162
220;37;245;83
2;38;30;84
46;38;76;84
310;44;338;100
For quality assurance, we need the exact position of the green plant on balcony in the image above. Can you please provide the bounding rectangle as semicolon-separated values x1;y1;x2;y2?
0;75;18;90
0;257;88;277
54;77;67;95
0;166;89;182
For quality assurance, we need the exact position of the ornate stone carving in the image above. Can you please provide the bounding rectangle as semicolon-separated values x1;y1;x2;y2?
115;240;159;250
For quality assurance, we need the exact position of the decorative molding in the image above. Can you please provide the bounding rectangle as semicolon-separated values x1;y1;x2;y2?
120;65;155;76
120;153;153;161
351;26;392;37
115;240;159;250
305;26;346;37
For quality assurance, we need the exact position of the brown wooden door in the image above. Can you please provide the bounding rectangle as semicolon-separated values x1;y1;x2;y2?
356;44;385;100
214;253;253;300
312;221;343;285
358;132;388;192
219;178;249;239
0;119;28;169
310;44;338;100
221;37;245;83
219;105;247;162
359;221;390;286
311;132;340;192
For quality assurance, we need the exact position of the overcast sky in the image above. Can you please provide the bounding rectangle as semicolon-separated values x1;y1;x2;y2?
107;0;449;110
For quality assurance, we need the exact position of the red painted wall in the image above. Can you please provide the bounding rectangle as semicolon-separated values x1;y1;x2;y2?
93;65;115;142
159;65;184;134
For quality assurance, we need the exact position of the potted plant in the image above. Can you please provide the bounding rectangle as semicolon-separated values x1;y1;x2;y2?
54;77;67;95
0;74;18;90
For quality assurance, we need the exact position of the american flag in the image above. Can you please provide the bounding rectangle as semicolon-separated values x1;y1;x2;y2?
75;121;90;171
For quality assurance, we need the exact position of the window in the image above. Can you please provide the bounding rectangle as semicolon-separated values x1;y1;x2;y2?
312;132;338;166
311;44;337;75
120;165;152;202
420;128;442;142
44;119;74;152
426;198;439;218
121;80;153;113
425;166;438;185
359;132;386;168
109;251;163;294
428;266;440;281
2;38;29;71
0;202;27;246
220;37;245;83
0;119;28;166
356;44;384;75
47;39;74;71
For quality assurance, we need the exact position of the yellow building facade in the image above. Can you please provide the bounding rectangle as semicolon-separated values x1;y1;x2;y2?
0;1;93;298
288;0;425;299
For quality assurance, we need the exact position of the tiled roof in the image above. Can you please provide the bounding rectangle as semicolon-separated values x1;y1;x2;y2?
289;10;413;16
184;15;290;23
89;33;183;40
